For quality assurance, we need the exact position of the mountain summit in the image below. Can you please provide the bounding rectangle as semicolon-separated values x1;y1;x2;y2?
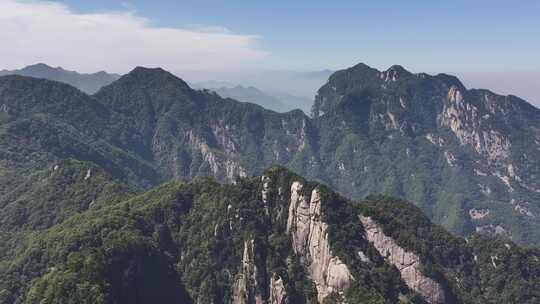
312;63;540;240
1;63;539;245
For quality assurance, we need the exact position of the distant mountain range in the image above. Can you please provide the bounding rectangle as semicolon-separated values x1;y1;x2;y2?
192;82;313;113
1;62;540;303
0;64;318;114
459;71;540;108
182;68;334;99
0;63;121;94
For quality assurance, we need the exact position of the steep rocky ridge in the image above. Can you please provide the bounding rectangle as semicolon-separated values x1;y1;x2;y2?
1;63;539;245
359;215;445;304
286;182;353;301
232;239;263;304
312;63;540;243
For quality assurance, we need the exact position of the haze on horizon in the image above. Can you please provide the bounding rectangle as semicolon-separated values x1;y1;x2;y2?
0;0;539;105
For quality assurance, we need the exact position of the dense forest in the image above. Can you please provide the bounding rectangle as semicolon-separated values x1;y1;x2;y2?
0;165;538;303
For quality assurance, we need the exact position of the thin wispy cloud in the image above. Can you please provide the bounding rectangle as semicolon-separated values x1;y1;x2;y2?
0;0;267;73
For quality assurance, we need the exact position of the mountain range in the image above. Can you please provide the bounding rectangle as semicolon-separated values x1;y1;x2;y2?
1;63;539;243
0;64;316;113
194;84;313;113
0;62;539;303
0;64;121;94
182;69;334;99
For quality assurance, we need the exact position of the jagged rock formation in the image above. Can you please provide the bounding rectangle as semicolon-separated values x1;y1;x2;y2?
360;216;445;304
441;85;511;165
232;240;263;304
269;276;285;304
287;182;353;302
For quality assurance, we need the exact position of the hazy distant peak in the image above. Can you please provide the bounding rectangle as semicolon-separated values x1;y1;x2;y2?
0;63;120;94
23;63;60;71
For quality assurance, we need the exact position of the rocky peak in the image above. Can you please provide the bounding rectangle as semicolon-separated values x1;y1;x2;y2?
309;61;540;243
287;181;353;302
447;85;465;104
311;63;380;117
232;239;263;304
380;65;413;82
347;62;381;76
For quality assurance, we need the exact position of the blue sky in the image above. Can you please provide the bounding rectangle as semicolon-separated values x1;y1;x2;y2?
58;0;540;73
1;0;539;104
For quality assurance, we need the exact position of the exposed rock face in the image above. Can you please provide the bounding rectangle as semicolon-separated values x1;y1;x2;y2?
307;63;540;243
261;175;271;209
287;181;310;254
441;86;511;165
359;216;445;304
184;130;247;181
269;275;286;304
232;240;263;304
469;208;490;220
287;182;353;302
